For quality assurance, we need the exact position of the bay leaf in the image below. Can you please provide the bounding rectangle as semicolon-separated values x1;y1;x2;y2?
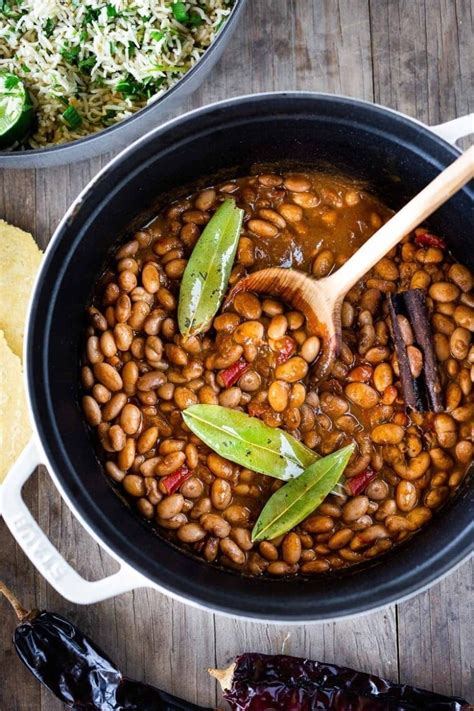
182;404;318;480
252;444;354;542
178;199;244;337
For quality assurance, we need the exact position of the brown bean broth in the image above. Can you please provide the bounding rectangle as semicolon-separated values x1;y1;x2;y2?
82;170;473;577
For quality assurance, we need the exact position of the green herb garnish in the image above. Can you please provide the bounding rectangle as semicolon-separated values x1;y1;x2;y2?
78;55;96;72
106;3;119;17
252;445;354;542
151;30;165;41
178;199;243;337
189;12;204;26
43;18;55;37
172;1;189;23
83;7;100;24
182;405;318;480
60;43;80;63
62;105;82;129
4;75;19;89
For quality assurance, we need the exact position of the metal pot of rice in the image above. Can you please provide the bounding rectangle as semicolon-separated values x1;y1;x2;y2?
0;0;245;168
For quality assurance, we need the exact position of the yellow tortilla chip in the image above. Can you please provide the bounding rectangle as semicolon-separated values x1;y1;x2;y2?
0;220;43;358
0;329;31;482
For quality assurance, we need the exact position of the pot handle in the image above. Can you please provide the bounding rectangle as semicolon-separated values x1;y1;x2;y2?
0;439;148;604
430;114;473;145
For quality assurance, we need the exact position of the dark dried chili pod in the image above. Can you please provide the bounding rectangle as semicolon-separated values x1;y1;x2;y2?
1;582;210;711
210;653;469;711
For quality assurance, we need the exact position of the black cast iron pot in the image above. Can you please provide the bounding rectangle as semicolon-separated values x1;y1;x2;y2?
3;93;473;621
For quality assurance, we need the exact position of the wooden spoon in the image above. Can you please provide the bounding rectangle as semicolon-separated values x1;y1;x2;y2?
227;147;474;379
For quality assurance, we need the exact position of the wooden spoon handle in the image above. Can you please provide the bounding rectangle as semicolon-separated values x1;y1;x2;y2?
326;146;474;300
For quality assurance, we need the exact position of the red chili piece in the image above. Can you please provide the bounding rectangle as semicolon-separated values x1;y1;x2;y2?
275;336;296;365
161;465;191;495
220;358;249;387
415;231;446;249
345;467;376;496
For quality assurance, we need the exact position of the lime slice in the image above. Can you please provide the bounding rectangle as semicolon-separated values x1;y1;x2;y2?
0;73;34;149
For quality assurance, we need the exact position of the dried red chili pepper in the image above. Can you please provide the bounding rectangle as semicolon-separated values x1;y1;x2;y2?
1;581;210;711
414;230;446;249
275;336;296;364
345;467;377;496
210;653;468;710
161;465;191;494
219;358;249;387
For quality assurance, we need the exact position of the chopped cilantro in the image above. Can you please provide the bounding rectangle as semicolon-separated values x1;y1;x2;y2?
172;1;189;23
189;12;204;27
43;18;55;37
83;7;100;24
106;4;119;18
4;74;20;89
78;55;96;72
151;30;165;41
60;43;80;63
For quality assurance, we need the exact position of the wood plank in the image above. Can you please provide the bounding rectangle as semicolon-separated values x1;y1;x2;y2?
397;560;474;700
370;0;472;123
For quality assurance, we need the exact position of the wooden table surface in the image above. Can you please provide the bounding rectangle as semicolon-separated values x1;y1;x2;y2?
0;1;472;708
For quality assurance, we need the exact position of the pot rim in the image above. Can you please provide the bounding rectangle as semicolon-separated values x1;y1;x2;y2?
23;92;474;620
0;0;246;162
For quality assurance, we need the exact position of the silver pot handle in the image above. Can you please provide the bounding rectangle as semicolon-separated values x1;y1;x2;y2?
430;114;473;145
0;439;148;604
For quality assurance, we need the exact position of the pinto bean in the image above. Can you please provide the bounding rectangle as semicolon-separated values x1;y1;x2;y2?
259;541;279;561
300;336;321;362
275;356;308;383
434;413;457;448
281;532;302;564
211;479;232;510
201;513;231;538
268;380;290;412
174;386;198;410
234;293;262;320
302;515;334;533
207;453;234;480
429;282;461;303
258;208;286;229
406;506;432;529
157;494;184;519
449;263;473;292
93;362;122;391
220;537;246;565
248;218;279;238
177;523;206;543
396;480;418;512
342;496;369;523
345;382;379;408
230;527;253;551
278;203;303;222
195;189;216;211
450;327;471;360
234;321;264;344
312;249;335;277
393;451;431;480
122;473;145;497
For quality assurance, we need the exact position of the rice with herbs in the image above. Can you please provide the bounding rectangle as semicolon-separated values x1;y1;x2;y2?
0;0;234;148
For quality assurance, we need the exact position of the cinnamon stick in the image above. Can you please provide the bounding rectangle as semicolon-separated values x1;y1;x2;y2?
404;289;443;412
388;289;442;413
